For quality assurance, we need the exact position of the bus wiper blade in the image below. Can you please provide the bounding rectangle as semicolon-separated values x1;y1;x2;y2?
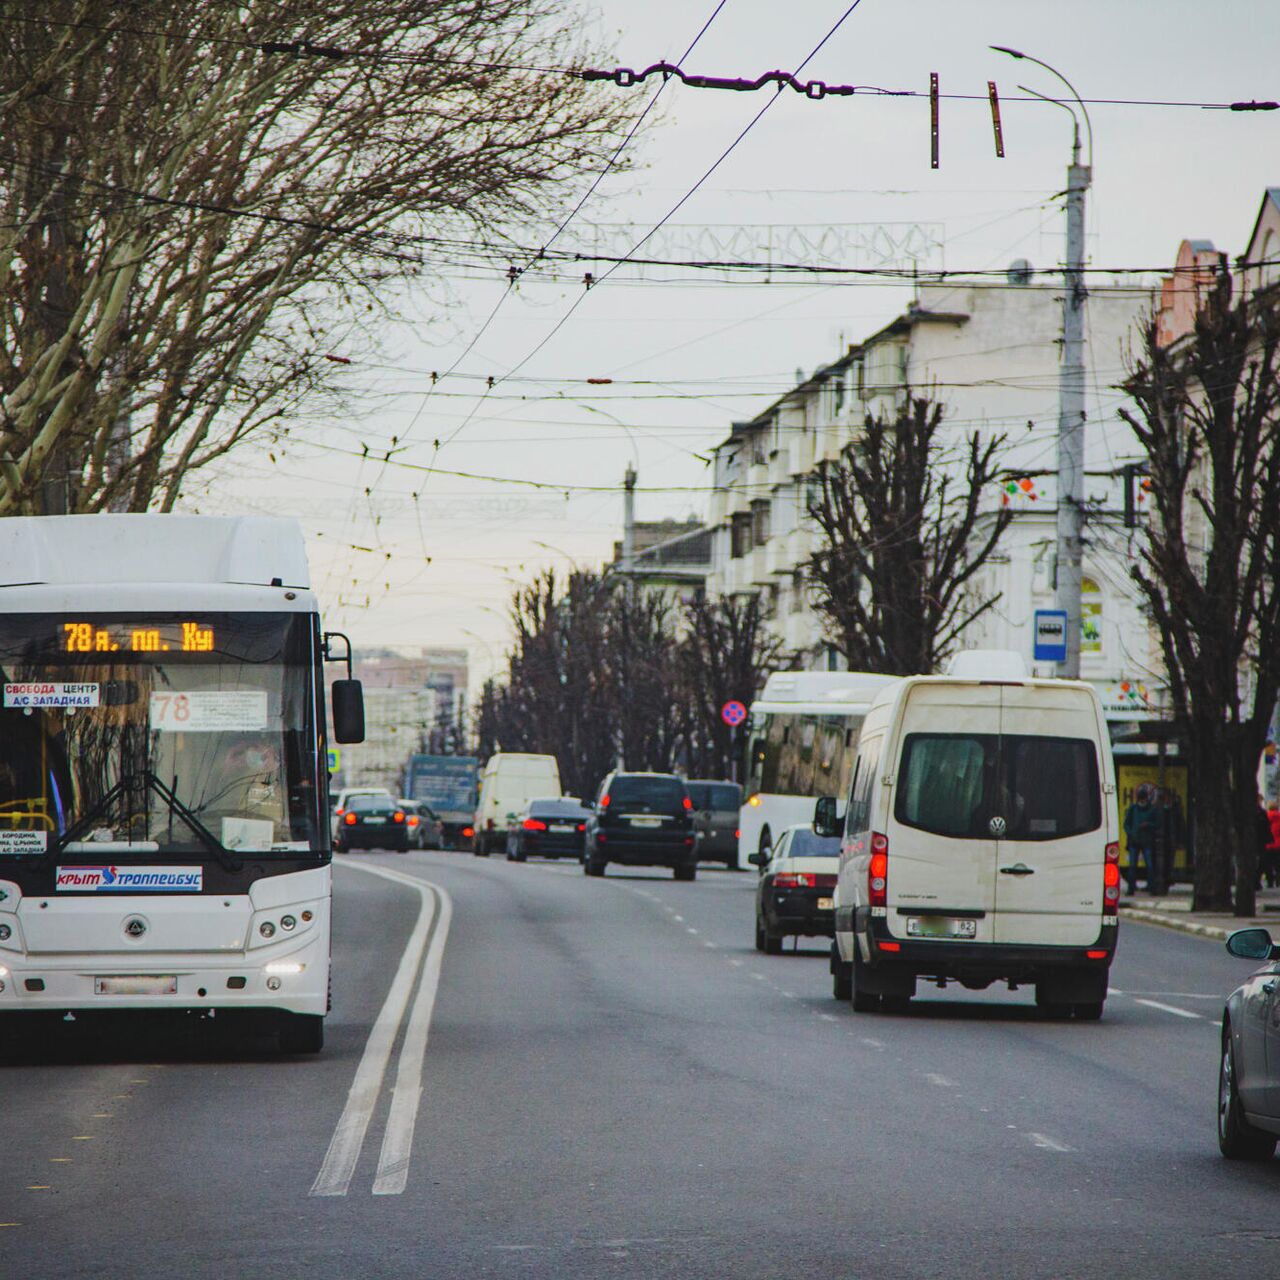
49;771;241;872
142;772;242;872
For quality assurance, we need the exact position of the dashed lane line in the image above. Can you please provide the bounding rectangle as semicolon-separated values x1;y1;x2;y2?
1027;1132;1074;1152
1133;998;1202;1020
922;1073;958;1088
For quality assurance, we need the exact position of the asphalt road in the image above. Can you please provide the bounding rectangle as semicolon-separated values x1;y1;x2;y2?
2;851;1277;1279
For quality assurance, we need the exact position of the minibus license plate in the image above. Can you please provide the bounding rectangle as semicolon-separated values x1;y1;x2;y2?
630;816;661;828
95;975;177;995
905;916;977;940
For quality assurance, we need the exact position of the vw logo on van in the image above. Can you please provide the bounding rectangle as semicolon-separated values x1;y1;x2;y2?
988;816;1008;837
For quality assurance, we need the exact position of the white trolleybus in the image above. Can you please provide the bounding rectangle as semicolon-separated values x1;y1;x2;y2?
0;514;364;1053
738;670;900;868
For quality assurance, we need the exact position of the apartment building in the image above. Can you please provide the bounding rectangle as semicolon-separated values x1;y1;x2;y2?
706;269;1163;708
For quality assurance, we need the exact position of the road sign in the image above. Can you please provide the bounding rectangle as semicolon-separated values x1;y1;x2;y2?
1033;610;1068;663
721;700;747;727
327;747;341;773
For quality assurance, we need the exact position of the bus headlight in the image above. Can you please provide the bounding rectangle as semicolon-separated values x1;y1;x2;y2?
259;922;276;939
0;924;10;941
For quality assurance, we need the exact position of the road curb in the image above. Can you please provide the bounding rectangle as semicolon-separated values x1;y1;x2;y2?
1121;906;1232;941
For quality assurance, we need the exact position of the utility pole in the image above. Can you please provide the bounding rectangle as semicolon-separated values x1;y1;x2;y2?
1058;144;1090;679
991;48;1093;680
621;464;637;593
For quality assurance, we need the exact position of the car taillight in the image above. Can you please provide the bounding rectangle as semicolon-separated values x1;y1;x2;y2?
600;794;611;808
344;812;357;826
407;815;419;827
576;823;586;832
735;828;740;839
1103;841;1121;915
336;808;345;817
523;818;548;831
462;826;474;838
393;811;405;824
775;872;814;888
1086;949;1109;960
683;796;693;811
868;832;888;908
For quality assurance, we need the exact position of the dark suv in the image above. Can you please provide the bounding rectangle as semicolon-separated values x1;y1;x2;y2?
584;772;698;880
687;780;742;867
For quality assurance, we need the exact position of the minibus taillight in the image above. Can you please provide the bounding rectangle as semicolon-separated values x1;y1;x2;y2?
683;796;693;811
1103;842;1121;915
600;794;611;808
868;833;889;908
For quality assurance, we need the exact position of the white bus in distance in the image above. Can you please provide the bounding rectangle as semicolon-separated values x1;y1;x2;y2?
738;670;900;869
0;515;365;1053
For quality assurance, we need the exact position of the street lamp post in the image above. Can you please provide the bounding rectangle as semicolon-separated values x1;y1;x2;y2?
993;47;1093;680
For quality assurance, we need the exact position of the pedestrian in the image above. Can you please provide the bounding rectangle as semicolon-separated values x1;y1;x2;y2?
1266;801;1280;890
1152;787;1183;896
1257;795;1274;892
1123;784;1160;895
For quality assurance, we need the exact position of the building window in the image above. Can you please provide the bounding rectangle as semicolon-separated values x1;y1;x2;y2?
751;499;771;546
1081;575;1103;656
731;512;752;559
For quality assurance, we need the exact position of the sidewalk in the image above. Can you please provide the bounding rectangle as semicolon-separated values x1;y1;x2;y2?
1120;882;1280;941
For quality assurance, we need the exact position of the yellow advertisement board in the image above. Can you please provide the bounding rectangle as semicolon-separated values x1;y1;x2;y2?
1117;762;1190;878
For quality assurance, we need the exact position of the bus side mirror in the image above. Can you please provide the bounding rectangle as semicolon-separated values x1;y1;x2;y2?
331;679;365;744
813;795;840;838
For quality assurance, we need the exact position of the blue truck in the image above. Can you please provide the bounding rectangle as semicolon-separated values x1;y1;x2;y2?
403;754;479;849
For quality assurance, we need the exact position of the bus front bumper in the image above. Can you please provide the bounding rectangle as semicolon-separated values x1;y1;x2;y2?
0;931;329;1017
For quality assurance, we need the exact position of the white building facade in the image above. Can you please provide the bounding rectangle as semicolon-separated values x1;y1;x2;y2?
706;274;1165;714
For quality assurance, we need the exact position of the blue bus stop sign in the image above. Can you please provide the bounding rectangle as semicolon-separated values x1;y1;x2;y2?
722;700;747;727
1033;610;1069;663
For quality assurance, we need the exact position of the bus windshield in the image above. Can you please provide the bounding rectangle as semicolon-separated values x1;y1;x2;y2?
0;612;323;857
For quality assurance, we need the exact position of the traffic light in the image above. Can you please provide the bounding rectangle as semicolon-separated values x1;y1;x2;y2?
1123;463;1151;528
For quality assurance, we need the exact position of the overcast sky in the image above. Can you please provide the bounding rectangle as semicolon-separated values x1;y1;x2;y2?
189;0;1278;691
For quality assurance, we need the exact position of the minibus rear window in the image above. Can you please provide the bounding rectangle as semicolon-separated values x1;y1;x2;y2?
895;733;1100;841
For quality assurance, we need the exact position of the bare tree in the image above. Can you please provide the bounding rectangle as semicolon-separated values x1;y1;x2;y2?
678;593;788;780
805;396;1011;675
0;2;638;514
1119;277;1280;914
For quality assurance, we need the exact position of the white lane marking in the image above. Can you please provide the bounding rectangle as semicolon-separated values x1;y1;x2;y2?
312;864;437;1197
704;941;717;949
751;973;765;981
1124;991;1223;1001
686;927;699;936
673;915;685;923
1133;998;1202;1020
922;1073;957;1088
1027;1132;1073;1152
819;1014;838;1022
729;958;744;967
373;880;455;1196
860;1037;884;1049
1107;986;1125;996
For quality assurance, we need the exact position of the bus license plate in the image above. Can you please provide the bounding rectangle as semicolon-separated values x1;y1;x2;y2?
817;897;834;911
905;916;977;940
95;975;177;995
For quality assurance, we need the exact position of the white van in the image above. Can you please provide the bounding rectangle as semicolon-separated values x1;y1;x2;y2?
473;753;561;854
822;673;1120;1019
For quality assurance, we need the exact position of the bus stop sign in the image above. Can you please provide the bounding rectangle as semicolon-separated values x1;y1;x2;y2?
327;747;341;773
721;700;747;727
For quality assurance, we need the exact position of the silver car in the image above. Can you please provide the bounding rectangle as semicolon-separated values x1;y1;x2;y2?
1219;927;1280;1159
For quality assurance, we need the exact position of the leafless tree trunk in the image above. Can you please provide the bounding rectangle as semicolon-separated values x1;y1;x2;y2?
805;396;1011;675
678;593;788;780
1119;277;1280;914
0;1;639;514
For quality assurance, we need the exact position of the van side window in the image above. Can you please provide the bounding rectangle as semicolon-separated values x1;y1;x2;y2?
846;740;880;834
